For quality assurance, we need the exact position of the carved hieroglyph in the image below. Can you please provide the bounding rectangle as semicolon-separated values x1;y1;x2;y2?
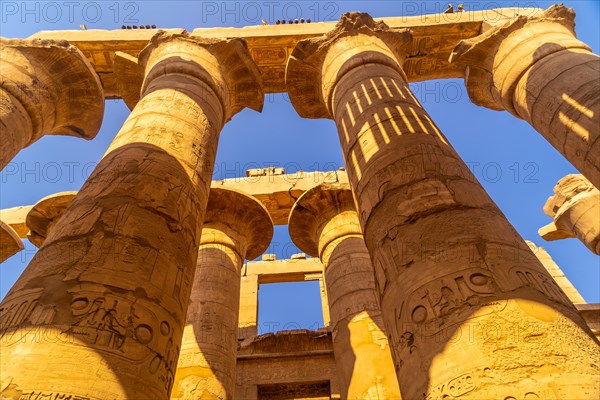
289;183;401;399
286;12;600;400
172;188;273;400
539;174;600;255
450;4;600;189
0;38;104;170
0;32;263;399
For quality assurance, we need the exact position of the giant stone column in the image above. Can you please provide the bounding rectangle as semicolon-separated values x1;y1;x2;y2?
0;38;104;170
286;12;599;400
289;183;401;399
172;187;273;399
0;32;263;399
450;5;600;188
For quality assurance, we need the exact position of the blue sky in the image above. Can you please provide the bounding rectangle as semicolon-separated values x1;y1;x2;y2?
1;1;599;333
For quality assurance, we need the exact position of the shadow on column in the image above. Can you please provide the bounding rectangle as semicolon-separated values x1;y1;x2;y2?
330;54;600;399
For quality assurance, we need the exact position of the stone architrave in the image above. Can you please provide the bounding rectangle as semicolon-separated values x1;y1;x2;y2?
172;187;273;399
450;5;600;188
289;183;402;399
539;174;600;255
0;32;263;399
0;38;104;170
286;12;600;400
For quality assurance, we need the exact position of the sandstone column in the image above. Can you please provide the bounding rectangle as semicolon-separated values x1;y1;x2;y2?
0;32;263;399
286;13;599;400
450;5;600;188
0;38;104;170
172;187;273;400
289;183;401;399
539;174;600;255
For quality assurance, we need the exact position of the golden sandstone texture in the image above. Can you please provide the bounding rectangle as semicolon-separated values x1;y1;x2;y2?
1;4;599;400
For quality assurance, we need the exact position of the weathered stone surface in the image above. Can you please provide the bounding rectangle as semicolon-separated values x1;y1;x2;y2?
0;221;23;263
450;5;600;188
287;12;600;400
172;187;273;400
0;38;104;170
0;32;263;399
289;183;401;399
539;174;600;255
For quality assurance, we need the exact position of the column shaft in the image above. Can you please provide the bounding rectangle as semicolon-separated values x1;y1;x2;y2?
172;239;241;399
172;187;272;400
289;186;401;399
333;55;599;400
323;235;401;399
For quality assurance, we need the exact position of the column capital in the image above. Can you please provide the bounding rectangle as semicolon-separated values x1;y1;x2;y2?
288;182;361;259
25;191;76;248
138;31;263;122
539;174;600;254
449;4;586;114
0;37;104;143
201;187;273;260
286;12;411;119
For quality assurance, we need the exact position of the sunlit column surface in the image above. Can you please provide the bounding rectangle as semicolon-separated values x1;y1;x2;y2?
0;32;263;399
0;38;104;170
450;5;600;188
539;174;600;255
289;183;402;399
286;12;600;400
172;188;272;400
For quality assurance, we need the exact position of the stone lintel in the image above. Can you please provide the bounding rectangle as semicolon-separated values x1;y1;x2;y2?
244;257;324;284
26;8;539;96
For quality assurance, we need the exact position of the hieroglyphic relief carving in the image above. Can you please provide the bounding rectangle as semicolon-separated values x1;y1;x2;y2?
19;393;91;400
67;287;180;393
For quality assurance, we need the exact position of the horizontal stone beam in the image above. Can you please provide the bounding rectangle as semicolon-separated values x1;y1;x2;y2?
27;8;540;95
245;257;324;284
